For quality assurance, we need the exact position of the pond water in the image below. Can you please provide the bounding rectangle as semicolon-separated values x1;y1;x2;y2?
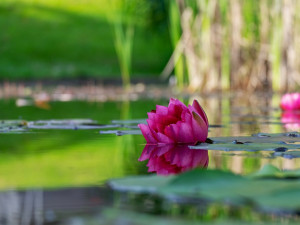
0;92;299;224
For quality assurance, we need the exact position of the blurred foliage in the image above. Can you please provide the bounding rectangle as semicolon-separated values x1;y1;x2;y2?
0;0;299;93
0;0;172;79
166;0;300;92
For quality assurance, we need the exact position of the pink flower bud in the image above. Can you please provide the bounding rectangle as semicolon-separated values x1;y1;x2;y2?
138;98;208;143
280;93;300;111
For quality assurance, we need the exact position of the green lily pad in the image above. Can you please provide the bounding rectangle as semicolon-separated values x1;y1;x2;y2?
0;119;115;132
250;164;300;179
108;175;173;193
190;142;300;152
99;129;142;135
279;151;300;159
27;119;104;129
0;120;28;133
189;132;300;152
209;132;300;144
249;164;281;178
111;119;146;125
108;167;300;212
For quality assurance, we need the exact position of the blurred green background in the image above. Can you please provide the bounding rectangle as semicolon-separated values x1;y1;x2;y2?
0;0;299;92
0;0;171;80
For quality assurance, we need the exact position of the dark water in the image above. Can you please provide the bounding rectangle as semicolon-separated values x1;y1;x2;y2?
0;94;299;224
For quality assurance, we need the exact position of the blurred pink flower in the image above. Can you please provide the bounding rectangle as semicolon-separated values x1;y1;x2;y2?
281;111;300;131
138;98;208;144
139;144;209;175
280;93;300;110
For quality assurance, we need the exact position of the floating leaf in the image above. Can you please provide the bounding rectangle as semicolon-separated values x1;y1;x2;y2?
108;175;173;193
108;167;300;212
208;132;300;144
30;119;97;125
280;151;300;159
250;164;300;179
100;130;142;136
253;132;300;138
188;132;300;152
27;119;105;130
111;119;146;125
0;120;28;133
249;164;281;178
190;142;300;152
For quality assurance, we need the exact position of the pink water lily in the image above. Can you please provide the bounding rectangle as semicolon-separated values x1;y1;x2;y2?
138;98;208;144
139;144;209;175
280;93;300;111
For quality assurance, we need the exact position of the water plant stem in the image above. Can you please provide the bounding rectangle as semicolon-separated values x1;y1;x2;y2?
114;22;134;90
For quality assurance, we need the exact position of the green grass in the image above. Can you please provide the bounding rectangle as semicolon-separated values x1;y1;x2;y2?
0;0;172;80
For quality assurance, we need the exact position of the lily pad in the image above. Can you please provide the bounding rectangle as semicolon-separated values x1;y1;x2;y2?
99;129;142;136
208;132;300;144
108;167;300;212
277;151;300;159
0;120;28;133
249;164;281;178
250;164;300;179
190;142;300;152
108;175;173;193
189;132;300;152
111;119;146;125
27;119;104;129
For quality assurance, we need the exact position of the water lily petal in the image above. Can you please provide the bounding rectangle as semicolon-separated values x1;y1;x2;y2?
181;107;192;122
156;132;175;143
176;121;194;143
168;99;184;118
157;114;178;125
192;100;209;126
169;98;186;107
156;105;169;115
164;123;180;141
155;122;165;133
164;125;176;141
192;111;208;142
146;119;156;131
147;112;156;122
147;115;168;133
138;124;157;143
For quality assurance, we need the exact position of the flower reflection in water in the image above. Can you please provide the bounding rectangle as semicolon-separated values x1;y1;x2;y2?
139;144;209;175
281;111;300;131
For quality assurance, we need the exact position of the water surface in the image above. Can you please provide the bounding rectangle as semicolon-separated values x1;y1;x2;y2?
0;93;299;223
